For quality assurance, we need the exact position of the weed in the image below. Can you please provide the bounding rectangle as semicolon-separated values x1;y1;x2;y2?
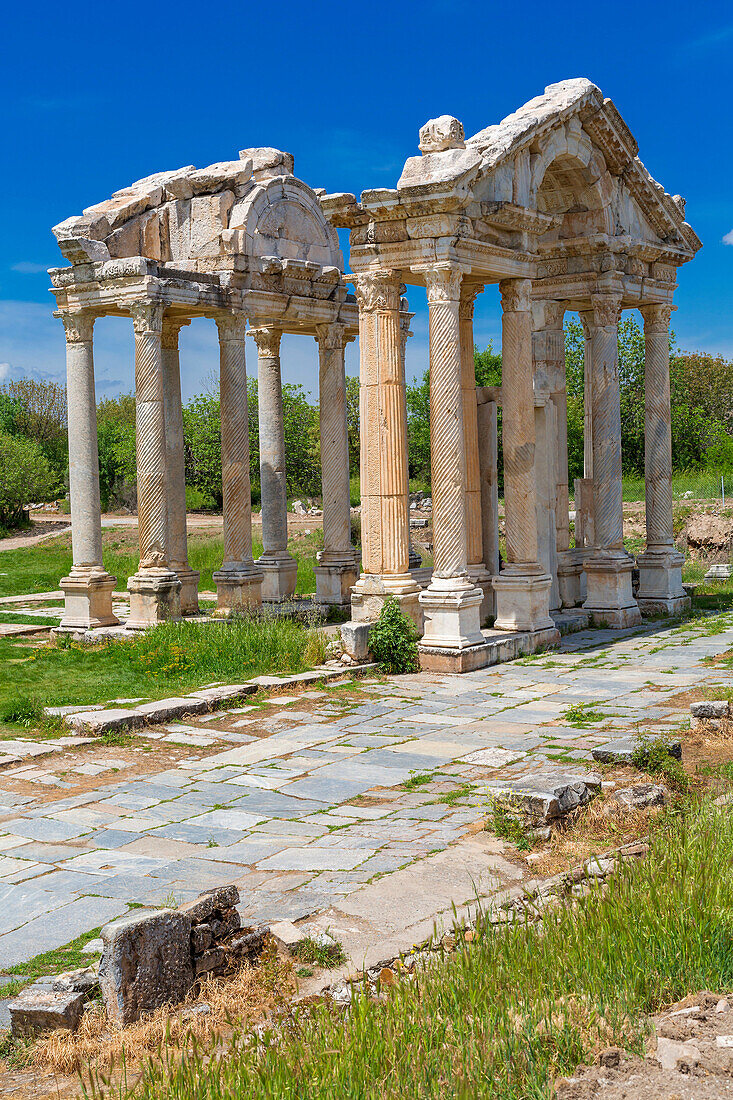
368;597;419;674
563;702;607;726
435;783;473;806
292;934;346;969
486;798;532;851
631;734;691;796
402;771;435;791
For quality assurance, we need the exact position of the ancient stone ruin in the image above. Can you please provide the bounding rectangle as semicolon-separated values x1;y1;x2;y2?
51;78;700;671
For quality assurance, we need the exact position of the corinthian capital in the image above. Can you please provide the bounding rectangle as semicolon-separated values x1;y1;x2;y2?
315;322;348;351
422;263;463;304
129;300;164;336
215;312;247;343
640;302;673;332
591;293;622;330
161;315;191;350
459;283;484;320
249;326;282;358
499;278;532;314
60;310;95;344
352;271;401;313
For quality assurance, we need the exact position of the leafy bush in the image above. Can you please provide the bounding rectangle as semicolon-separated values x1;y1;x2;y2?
487;797;532;851
0;432;58;529
369;596;419;674
631;734;691;795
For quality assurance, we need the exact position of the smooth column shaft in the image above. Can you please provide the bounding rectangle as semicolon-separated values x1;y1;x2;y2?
501;283;540;568
65;322;104;569
643;309;675;550
218;317;254;567
317;327;353;558
257;338;288;556
162;320;190;571
590;315;624;551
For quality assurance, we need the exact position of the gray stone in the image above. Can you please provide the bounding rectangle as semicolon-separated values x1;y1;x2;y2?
340;621;372;661
51;966;98;994
10;990;85;1036
612;784;666;810
134;697;209;722
99;909;194;1025
269;919;305;952
489;772;600;824
194;947;226;976
178;884;240;923
690;700;729;719
703;564;733;582
592;737;682;765
67;708;146;734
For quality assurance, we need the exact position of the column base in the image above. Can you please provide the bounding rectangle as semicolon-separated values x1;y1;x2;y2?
126;570;182;630
557;549;585;608
172;567;201;616
351;572;423;630
636;594;691;617
468;562;496;625
314;554;358;607
256;555;298;603
582;552;642;628
59;570;119;631
213;564;264;616
418;578;484;650
493;568;555;633
636;548;687;603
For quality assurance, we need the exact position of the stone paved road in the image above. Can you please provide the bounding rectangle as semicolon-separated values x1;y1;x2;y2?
0;611;731;969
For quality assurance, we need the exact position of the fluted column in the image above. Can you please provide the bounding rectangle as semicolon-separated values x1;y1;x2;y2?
314;322;358;606
127;300;181;628
460;284;492;623
582;294;641;627
637;303;688;612
58;310;118;631
418;263;483;651
251;326;297;602
213;313;262;614
493;279;555;634
350;272;420;625
162;316;199;615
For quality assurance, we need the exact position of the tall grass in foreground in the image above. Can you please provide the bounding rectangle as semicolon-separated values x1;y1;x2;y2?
87;799;733;1100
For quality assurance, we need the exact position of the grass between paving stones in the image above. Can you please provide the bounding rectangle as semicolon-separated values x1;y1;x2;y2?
292;935;347;969
79;796;733;1100
0;615;328;732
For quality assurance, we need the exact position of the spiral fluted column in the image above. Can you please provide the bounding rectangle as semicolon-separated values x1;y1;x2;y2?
417;264;483;651
252;326;297;602
582;294;641;627
350;272;420;625
637;303;688;613
493;280;555;634
58;310;118;631
213;313;262;614
127;300;181;628
162;317;199;614
314;323;358;606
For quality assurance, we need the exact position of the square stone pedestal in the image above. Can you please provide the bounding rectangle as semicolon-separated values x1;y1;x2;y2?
257;556;298;603
418;580;484;650
213;565;263;616
493;569;555;633
59;570;119;631
351;573;423;630
557;549;585;608
469;565;496;625
582;553;642;628
314;555;358;607
126;571;182;630
636;548;690;616
174;567;201;616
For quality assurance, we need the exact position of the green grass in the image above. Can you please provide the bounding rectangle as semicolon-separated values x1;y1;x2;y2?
622;470;733;502
86;797;733;1100
0;611;61;625
562;701;607;727
6;926;103;986
292;935;347;969
0;615;328;732
402;772;436;791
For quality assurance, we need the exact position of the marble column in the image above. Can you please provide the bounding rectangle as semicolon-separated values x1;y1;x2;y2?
251;326;297;602
418;264;483;650
582;294;641;627
162;316;199;615
58;311;118;630
476;394;500;619
581;311;594;479
314;322;358;606
127;300;182;628
637;303;689;614
493;279;555;634
460;284;492;623
213;314;263;614
399;312;423;575
350;272;421;625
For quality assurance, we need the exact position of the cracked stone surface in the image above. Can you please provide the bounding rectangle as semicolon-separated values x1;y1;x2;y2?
0;612;731;968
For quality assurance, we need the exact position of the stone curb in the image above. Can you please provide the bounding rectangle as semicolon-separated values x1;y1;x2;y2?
63;663;378;735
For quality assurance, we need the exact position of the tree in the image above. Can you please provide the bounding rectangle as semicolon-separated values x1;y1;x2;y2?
0;432;58;529
406;370;431;483
96;393;137;511
0;378;68;480
345;374;360;476
182;392;223;508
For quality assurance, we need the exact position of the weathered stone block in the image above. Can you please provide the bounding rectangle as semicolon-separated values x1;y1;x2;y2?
592;738;681;765
191;924;213;953
51;966;99;994
269;919;304;952
488;772;600;824
194;948;226;977
10;991;85;1036
178;885;240;924
99;909;193;1025
227;926;269;962
612;784;666;810
340;621;372;661
210;907;241;940
690;700;729;719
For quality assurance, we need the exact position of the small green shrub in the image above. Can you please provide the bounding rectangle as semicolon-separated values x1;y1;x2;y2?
0;696;44;727
486;798;532;851
368;597;419;674
293;934;346;968
632;734;690;795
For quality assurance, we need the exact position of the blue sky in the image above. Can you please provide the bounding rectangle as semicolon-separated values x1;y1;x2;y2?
1;0;730;401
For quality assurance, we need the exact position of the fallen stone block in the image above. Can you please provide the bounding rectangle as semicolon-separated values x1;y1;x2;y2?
194;947;226;977
188;684;257;704
690;700;730;719
134;696;209;722
488;772;600;824
178;884;240;923
612;784;666;810
227;926;269;962
703;563;733;582
52;966;99;994
655;1036;700;1072
592;738;681;765
66;708;146;734
99;909;194;1026
340;621;372;661
10;990;85;1036
269;919;305;953
209;907;240;940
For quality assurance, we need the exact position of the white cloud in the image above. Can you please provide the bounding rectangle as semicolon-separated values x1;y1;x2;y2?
0;362;10;383
723;230;733;246
11;261;50;274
